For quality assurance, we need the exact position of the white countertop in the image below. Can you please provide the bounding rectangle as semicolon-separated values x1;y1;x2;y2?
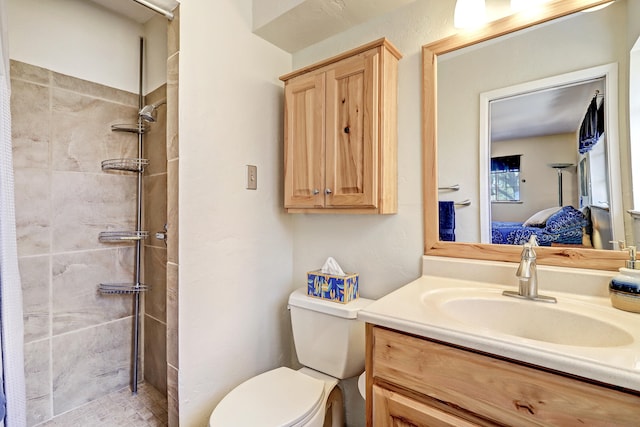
359;273;640;392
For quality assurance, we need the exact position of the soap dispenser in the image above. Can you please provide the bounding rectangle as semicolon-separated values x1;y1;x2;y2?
609;246;640;313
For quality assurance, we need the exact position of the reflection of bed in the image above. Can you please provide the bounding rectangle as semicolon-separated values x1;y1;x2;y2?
491;206;589;246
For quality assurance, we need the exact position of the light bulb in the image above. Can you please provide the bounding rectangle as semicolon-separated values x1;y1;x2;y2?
454;0;486;29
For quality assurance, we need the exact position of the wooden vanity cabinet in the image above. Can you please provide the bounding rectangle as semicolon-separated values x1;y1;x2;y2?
280;38;401;214
366;325;640;427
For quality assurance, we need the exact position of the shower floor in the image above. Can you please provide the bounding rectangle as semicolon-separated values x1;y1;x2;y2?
38;383;167;426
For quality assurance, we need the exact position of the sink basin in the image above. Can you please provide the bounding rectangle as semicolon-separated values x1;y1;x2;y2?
423;289;634;348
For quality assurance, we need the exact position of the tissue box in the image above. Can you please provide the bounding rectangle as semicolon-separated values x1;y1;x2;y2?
307;270;359;303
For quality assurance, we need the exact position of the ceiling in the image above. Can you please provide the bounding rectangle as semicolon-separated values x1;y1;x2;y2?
491;79;605;142
87;0;174;23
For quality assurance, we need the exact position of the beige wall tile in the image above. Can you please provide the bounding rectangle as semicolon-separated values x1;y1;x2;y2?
14;168;51;256
25;339;51;427
19;255;50;343
167;159;178;264
166;262;178;368
52;249;133;334
52;318;133;414
51;89;138;173
166;53;178;161
167;364;179;427
11;79;50;169
144;85;167;176
145;173;167;243
51;171;137;252
52;72;138;106
144;315;167;394
144;246;167;320
167;6;179;58
11;60;50;85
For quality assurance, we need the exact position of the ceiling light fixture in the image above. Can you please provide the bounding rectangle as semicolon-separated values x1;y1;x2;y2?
510;0;549;12
583;1;615;12
454;0;487;29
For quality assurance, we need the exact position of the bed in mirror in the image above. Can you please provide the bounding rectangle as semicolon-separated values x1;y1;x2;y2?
423;0;633;270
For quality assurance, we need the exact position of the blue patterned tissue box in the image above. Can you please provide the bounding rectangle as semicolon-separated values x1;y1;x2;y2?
307;270;359;303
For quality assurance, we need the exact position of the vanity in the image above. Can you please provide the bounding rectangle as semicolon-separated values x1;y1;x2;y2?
359;257;640;426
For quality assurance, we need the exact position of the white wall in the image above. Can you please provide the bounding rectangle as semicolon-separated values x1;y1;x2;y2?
178;0;293;424
8;0;165;95
491;134;578;223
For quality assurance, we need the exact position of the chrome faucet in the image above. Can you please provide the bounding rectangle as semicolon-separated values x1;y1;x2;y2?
503;235;557;303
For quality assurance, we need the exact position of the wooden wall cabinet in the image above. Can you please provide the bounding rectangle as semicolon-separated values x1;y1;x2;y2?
366;325;640;426
280;38;402;214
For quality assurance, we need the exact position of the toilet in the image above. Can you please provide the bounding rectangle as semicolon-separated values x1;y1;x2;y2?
209;287;373;427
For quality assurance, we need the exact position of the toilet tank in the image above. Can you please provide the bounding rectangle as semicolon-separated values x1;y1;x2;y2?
288;288;374;379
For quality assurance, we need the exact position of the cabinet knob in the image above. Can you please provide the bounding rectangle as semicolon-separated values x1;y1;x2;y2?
344;126;350;134
325;188;332;195
313;189;320;195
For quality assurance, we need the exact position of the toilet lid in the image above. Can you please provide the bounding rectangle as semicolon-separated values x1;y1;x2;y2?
209;367;325;427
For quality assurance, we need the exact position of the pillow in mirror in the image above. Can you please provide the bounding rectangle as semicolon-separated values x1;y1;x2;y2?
523;206;562;227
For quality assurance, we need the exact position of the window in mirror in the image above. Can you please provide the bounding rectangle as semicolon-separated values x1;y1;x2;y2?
490;155;521;202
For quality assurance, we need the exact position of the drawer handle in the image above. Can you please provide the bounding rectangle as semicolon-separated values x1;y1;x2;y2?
313;189;320;195
325;188;332;195
344;126;350;134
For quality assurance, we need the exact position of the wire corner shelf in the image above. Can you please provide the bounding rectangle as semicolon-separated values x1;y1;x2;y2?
99;282;149;295
99;230;149;243
101;158;149;173
110;123;149;134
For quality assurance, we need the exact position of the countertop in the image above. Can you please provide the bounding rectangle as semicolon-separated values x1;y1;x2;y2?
358;274;640;392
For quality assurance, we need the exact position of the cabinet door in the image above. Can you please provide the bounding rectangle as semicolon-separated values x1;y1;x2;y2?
284;73;325;208
373;385;482;427
325;50;379;208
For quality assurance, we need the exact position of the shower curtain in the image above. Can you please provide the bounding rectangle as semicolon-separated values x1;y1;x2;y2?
0;0;27;424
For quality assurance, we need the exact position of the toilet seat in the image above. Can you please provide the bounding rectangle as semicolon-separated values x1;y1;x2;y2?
209;367;326;427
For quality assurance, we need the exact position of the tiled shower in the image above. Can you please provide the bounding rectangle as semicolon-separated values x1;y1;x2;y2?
12;59;170;425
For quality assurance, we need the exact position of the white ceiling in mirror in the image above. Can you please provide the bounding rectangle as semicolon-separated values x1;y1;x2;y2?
87;0;178;23
490;79;604;142
252;0;416;53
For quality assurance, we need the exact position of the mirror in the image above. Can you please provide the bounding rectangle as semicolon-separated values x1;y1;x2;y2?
423;0;629;270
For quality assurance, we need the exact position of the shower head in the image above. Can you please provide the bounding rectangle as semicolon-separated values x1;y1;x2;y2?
139;99;166;122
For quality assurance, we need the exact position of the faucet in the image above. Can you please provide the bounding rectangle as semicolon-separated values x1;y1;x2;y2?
503;235;557;303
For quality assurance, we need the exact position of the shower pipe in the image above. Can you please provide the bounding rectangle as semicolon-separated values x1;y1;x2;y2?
132;36;144;395
132;0;175;20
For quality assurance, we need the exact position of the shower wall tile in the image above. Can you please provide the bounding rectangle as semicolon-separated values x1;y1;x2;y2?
13;63;152;424
166;262;179;368
145;173;167;244
167;159;179;264
52;72;138;106
144;86;167;176
20;255;50;343
11;79;50;169
52;317;133;415
166;53;179;161
14;168;51;256
144;246;167;320
52;248;134;334
51;89;138;173
51;171;137;252
144;315;167;394
25;339;52;426
167;7;179;58
10;60;50;85
167;364;179;427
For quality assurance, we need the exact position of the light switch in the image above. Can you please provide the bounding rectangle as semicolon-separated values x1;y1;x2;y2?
247;165;257;190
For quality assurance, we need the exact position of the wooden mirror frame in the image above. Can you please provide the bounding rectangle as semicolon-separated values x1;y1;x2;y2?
422;0;628;271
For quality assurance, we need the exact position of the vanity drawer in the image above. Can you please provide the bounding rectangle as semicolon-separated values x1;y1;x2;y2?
371;326;640;426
